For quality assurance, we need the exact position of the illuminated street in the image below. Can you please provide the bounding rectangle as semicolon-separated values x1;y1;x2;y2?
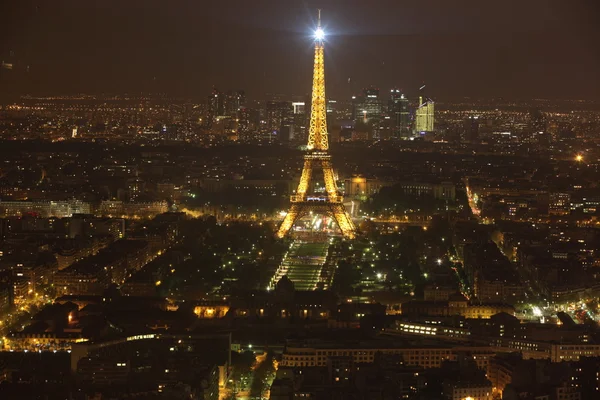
1;1;600;399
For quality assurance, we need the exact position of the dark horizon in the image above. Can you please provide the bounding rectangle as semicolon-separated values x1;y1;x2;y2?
1;0;599;101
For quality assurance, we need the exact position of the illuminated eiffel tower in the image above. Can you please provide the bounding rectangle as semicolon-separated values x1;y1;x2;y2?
277;11;356;239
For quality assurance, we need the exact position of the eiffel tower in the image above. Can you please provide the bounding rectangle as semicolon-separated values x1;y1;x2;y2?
277;11;356;239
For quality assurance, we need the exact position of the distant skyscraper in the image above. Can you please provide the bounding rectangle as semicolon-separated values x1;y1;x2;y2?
266;101;293;134
529;108;548;143
326;99;338;129
463;116;480;142
207;87;224;126
326;99;337;114
237;107;250;135
353;87;383;122
388;89;410;137
292;102;306;115
351;95;360;121
291;102;307;142
414;87;434;133
224;90;246;117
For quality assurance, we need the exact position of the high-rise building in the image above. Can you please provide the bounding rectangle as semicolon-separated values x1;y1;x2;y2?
208;88;245;120
388;89;410;137
326;99;337;114
292;102;306;115
206;87;224;126
352;87;383;122
414;92;434;134
266;101;293;134
351;95;360;121
463;115;480;143
291;102;307;142
528;108;548;143
237;107;250;136
207;89;247;132
224;90;246;117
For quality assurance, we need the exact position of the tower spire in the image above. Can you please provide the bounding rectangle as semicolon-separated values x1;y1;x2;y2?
307;10;327;151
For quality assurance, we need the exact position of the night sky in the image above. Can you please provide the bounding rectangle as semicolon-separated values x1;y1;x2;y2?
1;0;599;100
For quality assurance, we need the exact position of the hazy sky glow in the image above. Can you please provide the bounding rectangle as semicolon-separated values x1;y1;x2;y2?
1;0;599;100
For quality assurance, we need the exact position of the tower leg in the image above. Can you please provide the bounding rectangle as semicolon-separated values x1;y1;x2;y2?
296;158;313;199
276;204;301;238
330;204;356;239
321;160;338;200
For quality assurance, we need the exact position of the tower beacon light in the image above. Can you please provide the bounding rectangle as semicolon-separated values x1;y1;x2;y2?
315;28;325;40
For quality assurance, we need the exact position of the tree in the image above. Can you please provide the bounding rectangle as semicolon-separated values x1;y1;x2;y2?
230;350;256;391
250;352;274;398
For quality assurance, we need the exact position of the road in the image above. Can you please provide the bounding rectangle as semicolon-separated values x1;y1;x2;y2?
1;290;52;342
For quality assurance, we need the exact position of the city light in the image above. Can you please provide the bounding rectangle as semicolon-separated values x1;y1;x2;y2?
2;5;599;398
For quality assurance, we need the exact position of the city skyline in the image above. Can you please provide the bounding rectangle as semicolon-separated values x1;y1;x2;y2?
3;4;600;400
1;0;600;101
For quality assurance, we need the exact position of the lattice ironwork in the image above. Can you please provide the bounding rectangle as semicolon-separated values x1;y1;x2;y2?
321;159;338;199
277;202;356;240
306;44;328;151
277;14;356;240
296;158;313;200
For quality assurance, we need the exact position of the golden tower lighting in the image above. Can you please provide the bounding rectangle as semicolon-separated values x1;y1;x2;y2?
277;11;356;239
